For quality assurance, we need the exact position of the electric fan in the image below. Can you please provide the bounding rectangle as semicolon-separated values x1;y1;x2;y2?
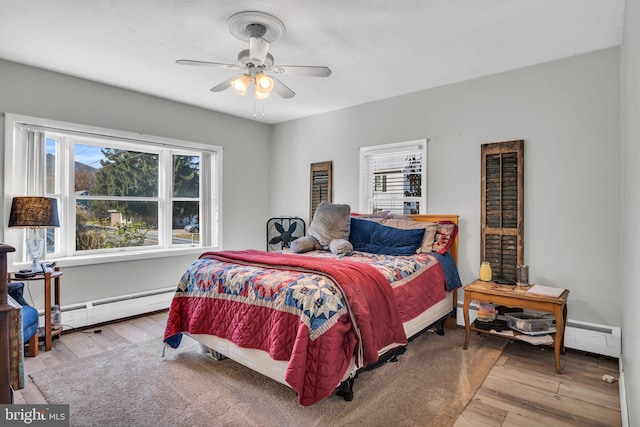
266;217;306;251
176;11;331;99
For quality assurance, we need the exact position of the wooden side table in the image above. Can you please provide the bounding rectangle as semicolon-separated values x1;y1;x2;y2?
463;279;569;374
8;268;63;355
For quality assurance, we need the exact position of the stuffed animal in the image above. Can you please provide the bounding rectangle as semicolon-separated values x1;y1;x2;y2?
290;202;353;255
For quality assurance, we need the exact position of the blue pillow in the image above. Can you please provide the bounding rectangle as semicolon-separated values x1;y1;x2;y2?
348;217;379;248
349;218;425;256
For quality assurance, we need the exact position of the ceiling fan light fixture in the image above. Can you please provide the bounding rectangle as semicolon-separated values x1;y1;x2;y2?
255;72;274;90
231;74;252;96
254;87;271;100
254;73;274;99
179;10;329;106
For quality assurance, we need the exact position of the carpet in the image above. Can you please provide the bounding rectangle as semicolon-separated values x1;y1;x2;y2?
30;328;505;427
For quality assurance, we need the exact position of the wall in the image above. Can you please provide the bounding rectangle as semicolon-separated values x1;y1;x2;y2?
621;0;638;423
271;47;622;327
0;59;271;306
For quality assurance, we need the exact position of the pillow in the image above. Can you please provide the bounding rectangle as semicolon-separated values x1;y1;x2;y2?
386;213;412;220
352;216;385;224
348;217;378;249
349;217;425;256
380;218;438;253
290;235;321;254
350;211;390;219
432;221;458;254
308;202;351;250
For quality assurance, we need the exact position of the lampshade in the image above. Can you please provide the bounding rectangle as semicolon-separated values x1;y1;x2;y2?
8;196;60;228
254;73;274;100
230;74;252;96
254;88;272;100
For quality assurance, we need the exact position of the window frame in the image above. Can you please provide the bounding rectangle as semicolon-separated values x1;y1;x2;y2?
3;113;223;270
359;139;427;215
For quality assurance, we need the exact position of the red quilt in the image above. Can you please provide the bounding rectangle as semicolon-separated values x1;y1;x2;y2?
164;250;408;406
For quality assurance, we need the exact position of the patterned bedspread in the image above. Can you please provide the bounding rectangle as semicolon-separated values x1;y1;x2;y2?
163;249;457;406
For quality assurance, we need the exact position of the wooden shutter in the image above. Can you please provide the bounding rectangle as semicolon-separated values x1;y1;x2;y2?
309;161;332;224
481;140;524;282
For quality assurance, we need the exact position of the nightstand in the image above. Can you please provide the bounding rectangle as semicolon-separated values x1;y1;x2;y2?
462;279;569;373
7;268;63;355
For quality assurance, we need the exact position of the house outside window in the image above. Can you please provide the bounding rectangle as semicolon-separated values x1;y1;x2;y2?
4;114;222;268
359;139;427;215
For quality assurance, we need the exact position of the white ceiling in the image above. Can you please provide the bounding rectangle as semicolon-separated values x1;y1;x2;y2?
0;0;626;124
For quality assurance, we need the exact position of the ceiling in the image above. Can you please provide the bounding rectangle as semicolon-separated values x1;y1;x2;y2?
0;0;626;124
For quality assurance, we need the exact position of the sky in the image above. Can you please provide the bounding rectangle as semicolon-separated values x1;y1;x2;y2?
74;144;105;169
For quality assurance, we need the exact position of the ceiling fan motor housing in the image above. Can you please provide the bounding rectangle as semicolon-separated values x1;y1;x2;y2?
238;49;274;68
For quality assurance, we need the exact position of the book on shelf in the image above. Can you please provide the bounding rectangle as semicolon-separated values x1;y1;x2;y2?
518;334;554;345
526;284;565;298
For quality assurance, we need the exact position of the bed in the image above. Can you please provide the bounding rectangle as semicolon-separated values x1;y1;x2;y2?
164;210;460;406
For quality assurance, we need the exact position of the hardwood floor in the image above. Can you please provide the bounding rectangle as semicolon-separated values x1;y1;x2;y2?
13;312;622;426
454;335;622;426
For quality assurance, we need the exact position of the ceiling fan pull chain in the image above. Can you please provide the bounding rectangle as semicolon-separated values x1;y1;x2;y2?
252;99;266;119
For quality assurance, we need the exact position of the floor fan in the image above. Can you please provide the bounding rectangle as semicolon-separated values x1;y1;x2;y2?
266;217;305;251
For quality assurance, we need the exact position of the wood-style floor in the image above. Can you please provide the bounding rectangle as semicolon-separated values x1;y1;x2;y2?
454;335;622;426
14;311;622;426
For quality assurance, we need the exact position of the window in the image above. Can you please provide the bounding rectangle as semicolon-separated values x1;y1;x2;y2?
4;114;222;267
359;140;427;214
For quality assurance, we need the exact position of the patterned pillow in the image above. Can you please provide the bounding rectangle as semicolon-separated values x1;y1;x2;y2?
432;221;458;255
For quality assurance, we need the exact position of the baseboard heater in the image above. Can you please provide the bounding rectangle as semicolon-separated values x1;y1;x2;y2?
456;304;621;358
50;287;175;331
48;292;621;359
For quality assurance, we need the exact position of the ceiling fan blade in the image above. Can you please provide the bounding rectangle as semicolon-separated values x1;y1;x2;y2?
249;36;270;65
176;59;243;71
210;74;242;93
270;65;332;78
271;76;296;99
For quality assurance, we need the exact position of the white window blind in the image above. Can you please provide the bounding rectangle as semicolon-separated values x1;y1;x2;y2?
359;140;427;214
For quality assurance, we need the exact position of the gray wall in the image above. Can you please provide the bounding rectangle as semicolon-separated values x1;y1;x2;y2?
0;59;271;305
271;47;622;328
621;0;638;423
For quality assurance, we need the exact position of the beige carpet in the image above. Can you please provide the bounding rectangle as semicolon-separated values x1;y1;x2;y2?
30;328;505;427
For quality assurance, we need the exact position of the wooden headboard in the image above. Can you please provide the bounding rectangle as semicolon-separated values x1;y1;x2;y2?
408;214;459;330
408;214;459;265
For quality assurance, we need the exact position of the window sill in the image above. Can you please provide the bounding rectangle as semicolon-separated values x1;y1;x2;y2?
13;246;217;270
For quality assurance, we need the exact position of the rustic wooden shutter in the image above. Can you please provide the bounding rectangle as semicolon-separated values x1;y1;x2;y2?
481;140;524;282
309;161;332;224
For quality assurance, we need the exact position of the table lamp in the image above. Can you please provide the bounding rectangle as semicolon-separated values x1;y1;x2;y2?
8;196;60;273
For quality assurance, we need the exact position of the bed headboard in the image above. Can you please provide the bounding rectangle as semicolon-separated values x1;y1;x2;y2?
408;214;459;265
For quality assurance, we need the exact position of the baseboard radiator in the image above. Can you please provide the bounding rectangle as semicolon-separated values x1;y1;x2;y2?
49;293;621;358
50;287;175;331
456;305;621;358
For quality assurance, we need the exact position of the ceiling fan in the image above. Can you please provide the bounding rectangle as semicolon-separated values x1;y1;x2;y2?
176;11;332;99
